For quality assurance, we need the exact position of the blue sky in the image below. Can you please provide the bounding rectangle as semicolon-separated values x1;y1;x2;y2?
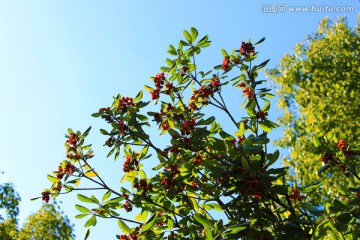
0;1;359;239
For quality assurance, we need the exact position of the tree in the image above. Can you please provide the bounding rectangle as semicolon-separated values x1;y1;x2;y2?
18;203;75;240
41;27;360;239
0;176;75;239
266;16;360;209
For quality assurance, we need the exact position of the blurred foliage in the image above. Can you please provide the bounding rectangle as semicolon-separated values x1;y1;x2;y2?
267;15;359;192
0;176;75;239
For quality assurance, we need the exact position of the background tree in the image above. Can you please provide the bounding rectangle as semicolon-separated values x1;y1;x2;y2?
0;175;75;239
17;203;75;240
266;15;360;239
266;16;359;199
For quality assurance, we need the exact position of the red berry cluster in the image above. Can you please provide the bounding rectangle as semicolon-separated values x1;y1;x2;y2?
256;111;268;120
150;72;165;100
42;191;50;204
180;118;196;135
320;153;336;165
118;232;138;240
123;200;133;212
117;119;129;135
222;56;230;71
161;178;177;190
134;179;152;195
123;154;139;172
289;187;305;201
66;132;78;148
189;75;221;111
161;164;182;191
337;139;353;158
116;96;135;112
240;41;255;57
239;176;264;201
56;162;75;180
164;82;174;95
193;153;203;166
242;87;254;98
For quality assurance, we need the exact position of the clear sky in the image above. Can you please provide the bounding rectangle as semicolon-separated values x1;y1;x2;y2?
0;1;359;239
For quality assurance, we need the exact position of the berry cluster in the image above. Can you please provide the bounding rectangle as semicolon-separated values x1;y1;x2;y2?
189;75;221;111
256;111;268;120
240;41;255;57
117;232;138;240
66;132;78;148
150;72;165;100
320;153;337;165
337;139;353;158
117;119;129;135
134;179;152;195
289;187;305;201
242;87;254;98
123;200;133;212
123;154;139;172
161;164;182;191
180;118;196;135
222;56;230;71
193;153;203;166
116;96;135;112
42;191;50;204
56;162;76;180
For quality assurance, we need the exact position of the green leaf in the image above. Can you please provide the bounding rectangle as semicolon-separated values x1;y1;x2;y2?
317;164;331;175
220;49;228;57
82;126;92;138
84;228;90;240
259;121;277;132
226;224;248;233
140;212;158;233
267;150;280;165
190;27;198;41
75;204;92;213
238;122;246;136
102;190;111;202
261;99;270;112
47;174;59;183
337;213;352;224
183;30;192;43
91;112;102;117
197;116;215;126
313;136;321;148
194;213;213;229
271;185;289;195
84;215;97;227
100;129;109;135
139;169;147;179
248;136;269;144
118;219;132;234
134;90;143;102
299;181;321;194
144;85;154;92
77;194;98;204
75;213;90;219
254;37;265;45
168;44;177;55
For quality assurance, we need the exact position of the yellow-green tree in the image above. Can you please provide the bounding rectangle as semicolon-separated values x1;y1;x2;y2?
18;203;74;240
0;179;74;239
266;15;360;236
